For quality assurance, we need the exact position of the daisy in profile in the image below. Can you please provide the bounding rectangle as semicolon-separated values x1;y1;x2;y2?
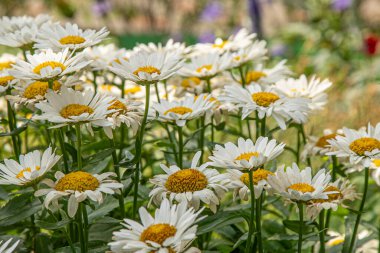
103;98;142;138
274;75;332;111
135;38;189;55
109;198;203;253
0;147;60;186
244;60;291;85
209;137;285;171
0;53;19;71
149;151;228;213
84;44;128;71
301;129;343;160
35;23;109;52
10;48;90;82
35;171;123;217
220;84;310;129
327;123;380;167
0;70;17;93
152;94;214;126
0;14;51;33
370;159;380;185
180;52;229;80
33;87;115;131
110;50;183;85
267;163;332;203
0;24;40;50
0;238;20;253
226;40;267;69
306;178;359;219
170;76;204;96
226;168;274;201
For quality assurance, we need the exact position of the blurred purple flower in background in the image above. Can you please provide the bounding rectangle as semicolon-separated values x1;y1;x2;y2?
332;0;352;11
201;1;223;22
270;43;287;57
198;31;216;43
93;0;112;17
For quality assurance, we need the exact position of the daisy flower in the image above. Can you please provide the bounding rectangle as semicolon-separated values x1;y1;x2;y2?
306;178;359;219
10;48;90;82
0;54;19;71
370;159;380;185
274;75;332;111
0;24;40;50
0;238;20;253
327;123;380;167
226;168;274;201
103;98;142;138
35;23;109;52
267;163;333;203
149;151;228;213
0;70;17;93
35;171;123;217
84;44;128;71
135;38;189;55
0;15;51;34
226;40;267;69
33;87;115;131
170;76;204;96
179;52;229;80
219;84;310;129
110;50;183;85
244;60;291;85
151;94;214;126
301;129;343;160
109;198;203;253
0;147;60;186
209;137;285;171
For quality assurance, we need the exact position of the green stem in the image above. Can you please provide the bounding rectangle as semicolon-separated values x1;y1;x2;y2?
261;116;266;137
255;112;260;140
325;155;338;232
177;126;183;169
299;124;311;167
319;210;326;253
92;71;98;92
132;84;151;219
58;128;69;173
245;170;256;253
199;116;206;164
154;82;161;103
205;78;211;93
6;100;20;159
256;193;263;253
76;204;86;253
48;80;53;90
75;124;82;170
110;137;125;217
348;167;369;253
246;119;252;139
297;202;304;253
82;204;89;253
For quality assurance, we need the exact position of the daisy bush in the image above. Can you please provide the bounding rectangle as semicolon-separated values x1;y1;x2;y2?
0;14;379;253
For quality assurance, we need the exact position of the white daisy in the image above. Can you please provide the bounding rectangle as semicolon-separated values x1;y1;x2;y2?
35;171;123;217
135;38;189;55
10;48;90;82
226;168;274;201
225;40;267;69
327;123;380;167
179;52;229;80
84;44;129;71
305;178;359;219
0;24;40;50
209;137;285;171
274;75;332;111
110;50;183;85
267;163;333;202
169;76;205;96
301;129;343;160
0;70;17;93
219;84;310;129
370;159;380;185
0;147;60;186
109;198;203;253
245;60;291;85
0;53;20;71
0;15;51;34
149;151;228;213
0;238;20;253
151;94;214;127
35;23;109;52
33;87;115;130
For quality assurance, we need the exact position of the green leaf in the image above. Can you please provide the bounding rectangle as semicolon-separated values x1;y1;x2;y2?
88;198;119;223
0;123;28;137
282;219;317;234
35;233;54;253
197;209;248;235
35;219;71;230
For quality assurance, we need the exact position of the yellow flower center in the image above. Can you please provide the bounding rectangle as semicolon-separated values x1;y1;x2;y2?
133;66;161;76
313;185;342;203
181;77;201;88
164;106;193;115
0;61;14;70
373;159;380;167
59;35;86;45
235;152;259;161
0;76;14;86
196;64;213;73
107;100;127;115
165;169;208;193
240;169;274;185
252;92;280;107
246;71;267;83
33;61;66;75
288;183;315;193
212;40;228;48
124;85;141;94
140;223;177;245
23;81;61;99
316;133;340;148
99;84;114;92
55;171;99;192
16;166;40;179
327;237;344;247
60;104;94;118
349;137;380;156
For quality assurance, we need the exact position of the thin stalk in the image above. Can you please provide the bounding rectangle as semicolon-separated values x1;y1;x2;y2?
255;112;260;140
110;137;125;217
58;128;69;173
92;71;98;92
205;78;211;93
48;79;53;90
119;80;126;161
246;119;252;139
76;204;86;253
261;116;266;136
299;124;312;167
256;194;263;253
6;100;20;159
297;202;304;253
325;155;338;231
132;84;151;218
154;82;161;103
82;204;89;253
177;126;183;169
319;210;326;253
75;124;82;170
348;167;369;253
245;170;256;253
199;116;206;164
296;129;301;165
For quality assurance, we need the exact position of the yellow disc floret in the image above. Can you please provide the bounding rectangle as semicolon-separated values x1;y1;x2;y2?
164;106;193;115
133;66;161;76
252;92;280;107
0;61;14;70
235;152;259;161
59;35;86;45
0;76;14;86
55;171;99;192
288;183;315;193
313;185;342;203
196;64;212;73
181;77;201;88
16;166;40;179
165;169;208;193
60;104;94;118
124;85;141;94
240;169;274;185
33;61;66;75
246;71;267;83
23;81;61;99
316;133;340;148
349;137;380;156
108;100;127;115
140;223;177;245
